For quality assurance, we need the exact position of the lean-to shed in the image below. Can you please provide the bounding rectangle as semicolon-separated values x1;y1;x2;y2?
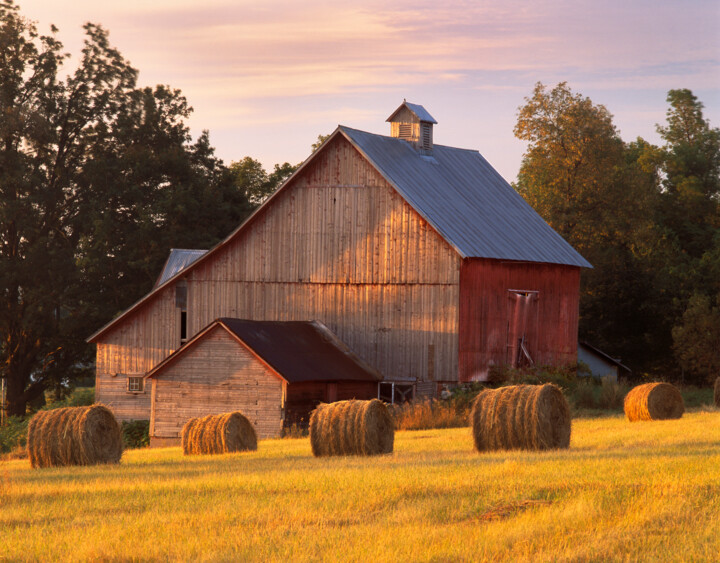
89;101;590;423
146;318;381;446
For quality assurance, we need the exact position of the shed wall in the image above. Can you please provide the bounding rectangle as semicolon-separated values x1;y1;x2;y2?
459;259;580;381
150;326;285;440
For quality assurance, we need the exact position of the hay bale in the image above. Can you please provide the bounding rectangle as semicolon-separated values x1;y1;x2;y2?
471;384;571;452
624;382;684;421
180;411;257;455
26;405;123;469
181;417;199;455
309;399;393;457
714;378;720;408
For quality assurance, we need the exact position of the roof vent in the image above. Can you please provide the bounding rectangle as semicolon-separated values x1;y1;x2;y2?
386;100;437;155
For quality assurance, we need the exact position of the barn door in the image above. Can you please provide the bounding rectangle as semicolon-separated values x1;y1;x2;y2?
507;290;539;368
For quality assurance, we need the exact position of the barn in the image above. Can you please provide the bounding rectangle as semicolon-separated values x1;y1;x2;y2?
146;318;381;445
88;101;590;428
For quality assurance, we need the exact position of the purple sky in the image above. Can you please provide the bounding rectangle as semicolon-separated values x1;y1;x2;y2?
16;0;720;182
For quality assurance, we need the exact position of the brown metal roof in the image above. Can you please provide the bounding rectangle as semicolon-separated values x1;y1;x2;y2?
147;318;383;384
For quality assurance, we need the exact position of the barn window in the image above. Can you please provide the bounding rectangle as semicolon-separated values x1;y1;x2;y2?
176;282;188;344
180;311;188;343
127;376;144;393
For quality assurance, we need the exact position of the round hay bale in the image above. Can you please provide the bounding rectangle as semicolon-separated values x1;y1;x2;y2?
26;405;122;469
309;403;327;457
181;417;199;455
180;412;257;455
360;399;394;455
223;412;257;453
714;377;720;408
308;399;393;457
470;384;571;452
624;382;684;421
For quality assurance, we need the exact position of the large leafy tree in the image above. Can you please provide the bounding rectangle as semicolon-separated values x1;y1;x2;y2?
657;90;720;382
514;82;664;370
0;2;252;416
229;157;296;205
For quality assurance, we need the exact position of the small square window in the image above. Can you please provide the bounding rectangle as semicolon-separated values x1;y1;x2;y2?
127;376;144;393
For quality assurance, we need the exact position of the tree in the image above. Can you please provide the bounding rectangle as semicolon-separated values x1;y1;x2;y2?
0;4;138;415
0;2;253;416
514;82;665;370
672;293;720;384
229;157;296;205
311;134;330;152
654;89;720;260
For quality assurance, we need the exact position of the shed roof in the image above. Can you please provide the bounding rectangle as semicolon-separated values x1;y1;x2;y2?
146;318;383;384
340;126;591;267
153;249;207;288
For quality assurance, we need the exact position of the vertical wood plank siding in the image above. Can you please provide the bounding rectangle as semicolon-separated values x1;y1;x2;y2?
151;326;285;440
185;135;460;384
459;259;580;381
96;135;461;420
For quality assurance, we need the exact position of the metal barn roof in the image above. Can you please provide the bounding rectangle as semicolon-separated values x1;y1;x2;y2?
340;126;591;267
154;249;208;288
386;101;438;124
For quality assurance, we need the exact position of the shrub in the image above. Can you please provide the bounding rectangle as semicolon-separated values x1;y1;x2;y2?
0;416;29;454
121;420;150;449
574;380;598;409
282;423;309;438
391;398;468;431
488;364;579;391
598;378;629;410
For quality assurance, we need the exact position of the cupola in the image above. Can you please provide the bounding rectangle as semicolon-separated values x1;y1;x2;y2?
386;100;437;155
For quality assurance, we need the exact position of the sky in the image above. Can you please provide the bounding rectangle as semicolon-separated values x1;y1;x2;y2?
15;0;720;183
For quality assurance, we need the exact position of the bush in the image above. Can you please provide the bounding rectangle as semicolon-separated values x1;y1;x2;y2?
598;378;629;410
121;420;150;449
390;399;468;431
0;415;29;454
282;423;309;438
488;364;579;391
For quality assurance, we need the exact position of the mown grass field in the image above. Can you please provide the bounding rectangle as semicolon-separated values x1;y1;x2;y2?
2;411;720;562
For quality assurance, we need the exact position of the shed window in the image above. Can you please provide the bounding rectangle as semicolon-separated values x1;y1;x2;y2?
127;376;144;393
378;382;415;404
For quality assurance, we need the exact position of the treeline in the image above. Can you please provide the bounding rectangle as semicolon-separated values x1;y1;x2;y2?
514;83;720;384
0;2;296;415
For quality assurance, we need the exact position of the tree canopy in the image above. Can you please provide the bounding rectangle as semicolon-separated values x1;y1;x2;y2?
515;82;720;383
0;2;257;415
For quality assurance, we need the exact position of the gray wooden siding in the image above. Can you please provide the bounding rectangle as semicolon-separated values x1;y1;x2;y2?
150;326;285;440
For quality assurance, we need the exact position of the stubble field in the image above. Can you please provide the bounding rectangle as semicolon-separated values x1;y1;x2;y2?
2;412;720;562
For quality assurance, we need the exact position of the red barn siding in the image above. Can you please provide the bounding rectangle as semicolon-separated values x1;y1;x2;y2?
459;258;580;381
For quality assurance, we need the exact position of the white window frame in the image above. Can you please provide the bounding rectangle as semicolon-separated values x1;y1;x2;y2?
127;375;145;393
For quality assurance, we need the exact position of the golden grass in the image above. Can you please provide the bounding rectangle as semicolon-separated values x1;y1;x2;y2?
2;412;720;561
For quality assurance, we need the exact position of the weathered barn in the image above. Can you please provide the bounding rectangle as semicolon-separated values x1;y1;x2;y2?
88;101;590;424
147;318;380;446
